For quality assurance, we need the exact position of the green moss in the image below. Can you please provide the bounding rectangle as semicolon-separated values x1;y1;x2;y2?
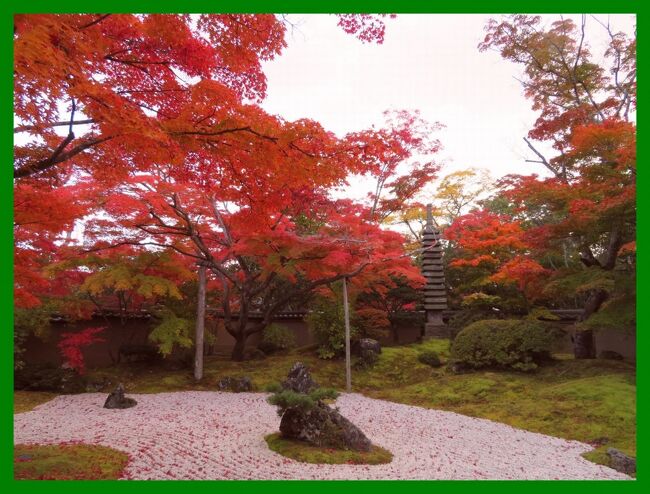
14;444;128;480
14;391;58;414
264;433;392;465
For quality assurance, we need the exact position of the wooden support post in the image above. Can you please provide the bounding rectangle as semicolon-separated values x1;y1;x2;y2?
194;264;206;381
343;276;352;392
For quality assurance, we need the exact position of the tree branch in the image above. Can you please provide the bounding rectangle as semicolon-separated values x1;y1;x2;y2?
523;137;565;180
14;119;96;134
14;135;114;178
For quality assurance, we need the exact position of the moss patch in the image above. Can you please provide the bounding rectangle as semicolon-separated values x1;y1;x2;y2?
14;444;128;480
14;391;58;414
265;433;392;465
362;356;636;470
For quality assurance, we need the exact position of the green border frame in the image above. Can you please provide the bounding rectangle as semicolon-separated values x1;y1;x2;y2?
3;1;642;492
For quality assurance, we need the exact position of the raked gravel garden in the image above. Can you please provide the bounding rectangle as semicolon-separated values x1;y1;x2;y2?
14;391;631;480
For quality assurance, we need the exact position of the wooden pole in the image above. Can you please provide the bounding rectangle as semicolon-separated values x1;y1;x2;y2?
194;264;206;381
343;276;352;392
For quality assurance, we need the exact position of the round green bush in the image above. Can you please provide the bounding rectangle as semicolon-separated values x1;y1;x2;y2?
450;319;556;372
417;350;442;367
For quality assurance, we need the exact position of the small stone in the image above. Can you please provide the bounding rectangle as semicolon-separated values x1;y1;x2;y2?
217;376;253;392
236;376;252;392
448;361;467;374
606;448;636;474
103;383;137;409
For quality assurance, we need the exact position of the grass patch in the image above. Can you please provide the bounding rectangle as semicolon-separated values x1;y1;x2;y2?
264;433;392;465
14;391;58;414
14;444;128;480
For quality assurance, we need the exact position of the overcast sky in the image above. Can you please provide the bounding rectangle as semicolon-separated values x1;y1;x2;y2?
260;14;636;200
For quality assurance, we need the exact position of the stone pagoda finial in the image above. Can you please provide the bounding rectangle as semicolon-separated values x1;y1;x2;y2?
421;204;448;339
424;203;434;234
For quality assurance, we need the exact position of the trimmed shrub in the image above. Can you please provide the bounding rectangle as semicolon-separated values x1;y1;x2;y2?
14;363;87;393
450;319;556;372
307;295;358;359
268;387;340;415
448;307;502;341
417;350;442;367
259;323;296;354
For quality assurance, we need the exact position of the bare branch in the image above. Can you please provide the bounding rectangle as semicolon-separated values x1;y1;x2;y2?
78;14;111;30
523;137;565;180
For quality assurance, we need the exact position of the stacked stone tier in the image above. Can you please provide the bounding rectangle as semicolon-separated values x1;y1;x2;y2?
422;228;447;311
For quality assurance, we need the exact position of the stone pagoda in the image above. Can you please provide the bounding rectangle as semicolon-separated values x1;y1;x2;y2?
422;204;448;339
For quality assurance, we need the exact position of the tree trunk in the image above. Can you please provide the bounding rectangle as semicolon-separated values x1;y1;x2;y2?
573;329;596;359
194;265;206;381
391;326;399;344
231;335;247;362
573;289;608;359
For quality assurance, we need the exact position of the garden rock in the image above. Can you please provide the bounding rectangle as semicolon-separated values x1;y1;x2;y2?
281;362;318;393
606;448;636;474
280;403;372;452
242;347;266;361
276;363;371;452
104;383;137;409
448;361;468;374
358;338;382;355
599;350;624;361
217;376;253;392
353;339;381;368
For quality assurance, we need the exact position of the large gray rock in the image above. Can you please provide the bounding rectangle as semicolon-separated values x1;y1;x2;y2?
281;362;318;394
358;338;382;355
280;403;372;452
606;448;636;475
103;383;137;409
277;363;371;452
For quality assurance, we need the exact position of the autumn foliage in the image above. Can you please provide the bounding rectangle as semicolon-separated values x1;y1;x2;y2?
13;14;635;364
57;327;105;374
14;14;431;362
444;15;636;357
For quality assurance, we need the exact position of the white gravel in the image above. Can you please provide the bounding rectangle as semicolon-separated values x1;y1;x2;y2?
14;391;631;480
